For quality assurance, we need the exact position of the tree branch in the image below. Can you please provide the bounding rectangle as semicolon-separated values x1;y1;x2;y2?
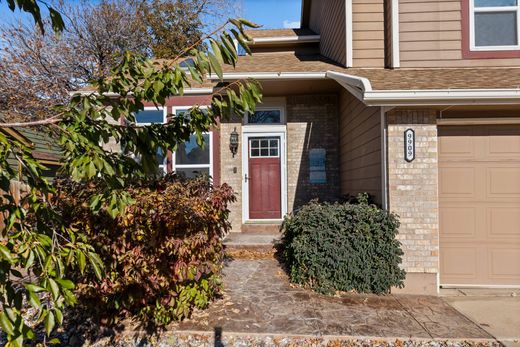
0;115;62;128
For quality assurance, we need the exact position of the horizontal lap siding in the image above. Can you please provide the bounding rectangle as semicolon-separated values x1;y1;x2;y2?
308;0;347;66
353;0;385;67
339;89;382;204
399;0;520;67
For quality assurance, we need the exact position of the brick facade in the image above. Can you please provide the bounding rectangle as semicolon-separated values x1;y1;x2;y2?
387;109;439;294
286;95;341;211
220;95;341;232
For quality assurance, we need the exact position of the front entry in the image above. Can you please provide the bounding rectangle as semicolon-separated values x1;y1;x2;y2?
247;136;282;219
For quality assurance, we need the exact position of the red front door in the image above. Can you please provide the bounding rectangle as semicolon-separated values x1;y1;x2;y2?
248;137;281;219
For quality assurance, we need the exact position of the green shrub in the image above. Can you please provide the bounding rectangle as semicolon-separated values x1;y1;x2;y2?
55;174;235;325
281;194;406;295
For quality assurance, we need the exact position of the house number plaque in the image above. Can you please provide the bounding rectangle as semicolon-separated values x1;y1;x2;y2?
404;128;415;162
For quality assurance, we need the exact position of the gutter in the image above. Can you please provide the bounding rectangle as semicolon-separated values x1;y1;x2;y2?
70;87;214;97
209;72;327;81
251;35;320;45
326;70;520;106
363;88;520;106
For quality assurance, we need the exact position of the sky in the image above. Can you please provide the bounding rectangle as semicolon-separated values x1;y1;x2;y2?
242;0;301;29
0;0;302;30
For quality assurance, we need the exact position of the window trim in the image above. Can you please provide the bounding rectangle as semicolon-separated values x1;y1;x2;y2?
462;0;520;58
469;0;520;51
171;106;213;178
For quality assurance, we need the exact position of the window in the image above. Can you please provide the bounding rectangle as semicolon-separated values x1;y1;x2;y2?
135;108;165;125
245;108;284;125
249;137;280;158
470;0;520;50
172;107;213;178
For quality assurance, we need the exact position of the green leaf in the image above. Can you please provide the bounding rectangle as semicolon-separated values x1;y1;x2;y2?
44;311;55;336
54;308;63;325
77;250;86;274
0;311;15;336
24;284;45;293
88;252;103;280
27;290;41;309
208;53;223;80
0;245;14;263
56;279;74;290
48;278;60;301
87;161;96;178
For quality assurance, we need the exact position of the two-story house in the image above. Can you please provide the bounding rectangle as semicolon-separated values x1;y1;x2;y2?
134;0;520;295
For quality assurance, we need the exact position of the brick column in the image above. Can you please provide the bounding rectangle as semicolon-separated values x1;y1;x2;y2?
220;121;243;232
387;109;439;295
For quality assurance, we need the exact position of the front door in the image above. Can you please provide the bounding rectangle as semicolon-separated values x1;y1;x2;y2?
248;136;281;219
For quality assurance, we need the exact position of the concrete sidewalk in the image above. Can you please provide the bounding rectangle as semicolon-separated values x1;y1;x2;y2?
173;260;496;342
88;259;501;346
442;288;520;347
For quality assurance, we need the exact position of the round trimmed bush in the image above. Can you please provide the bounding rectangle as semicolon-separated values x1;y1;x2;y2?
281;194;406;295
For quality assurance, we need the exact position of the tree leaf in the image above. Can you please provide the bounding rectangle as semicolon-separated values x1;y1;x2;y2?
0;311;15;336
44;311;55;336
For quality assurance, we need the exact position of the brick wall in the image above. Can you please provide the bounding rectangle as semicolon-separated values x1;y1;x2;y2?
387;109;439;277
219;120;243;232
286;95;341;211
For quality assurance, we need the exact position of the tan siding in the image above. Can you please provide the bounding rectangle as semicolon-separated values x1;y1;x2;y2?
339;89;382;204
308;0;346;66
353;0;385;68
399;0;520;67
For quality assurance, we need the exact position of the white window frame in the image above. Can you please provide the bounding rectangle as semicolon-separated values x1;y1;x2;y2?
171;106;213;178
470;0;520;51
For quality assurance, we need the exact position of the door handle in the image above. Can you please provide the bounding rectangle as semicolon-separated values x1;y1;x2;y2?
244;174;249;182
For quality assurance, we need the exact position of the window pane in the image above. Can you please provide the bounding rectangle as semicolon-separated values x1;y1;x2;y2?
261;149;269;156
251;140;259;149
175;134;210;165
260;139;268;148
251;149;259;157
475;12;517;46
475;0;517;7
135;110;164;124
247;110;281;124
270;148;278;157
269;139;278;147
175;167;209;178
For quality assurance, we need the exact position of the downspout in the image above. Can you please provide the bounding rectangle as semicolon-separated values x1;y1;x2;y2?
391;0;400;68
346;0;353;67
381;107;392;210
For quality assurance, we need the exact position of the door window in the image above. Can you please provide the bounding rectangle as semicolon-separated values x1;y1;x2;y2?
249;137;279;158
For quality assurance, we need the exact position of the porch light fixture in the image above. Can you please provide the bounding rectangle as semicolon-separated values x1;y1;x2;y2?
229;127;239;158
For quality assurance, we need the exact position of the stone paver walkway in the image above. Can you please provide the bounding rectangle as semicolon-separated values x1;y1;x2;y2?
173;259;494;341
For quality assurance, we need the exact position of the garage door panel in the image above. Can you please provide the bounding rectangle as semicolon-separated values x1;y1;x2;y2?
485;126;520;159
487;167;520;197
439;167;476;197
440;207;477;238
438;127;475;159
488;207;520;238
488;247;520;281
441;246;478;280
439;124;520;286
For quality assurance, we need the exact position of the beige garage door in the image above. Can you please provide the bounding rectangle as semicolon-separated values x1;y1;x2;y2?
439;125;520;286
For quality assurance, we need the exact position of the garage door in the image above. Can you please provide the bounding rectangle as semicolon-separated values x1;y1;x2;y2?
439;125;520;286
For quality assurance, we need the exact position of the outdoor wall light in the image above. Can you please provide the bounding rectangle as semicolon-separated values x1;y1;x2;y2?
229;127;239;158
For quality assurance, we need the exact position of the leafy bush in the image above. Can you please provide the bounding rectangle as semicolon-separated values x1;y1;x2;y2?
55;174;235;325
281;194;406;295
